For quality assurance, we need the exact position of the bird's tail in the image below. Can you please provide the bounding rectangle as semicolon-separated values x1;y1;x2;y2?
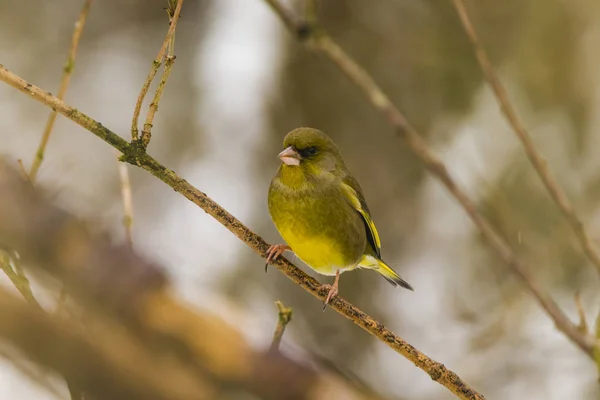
375;258;414;291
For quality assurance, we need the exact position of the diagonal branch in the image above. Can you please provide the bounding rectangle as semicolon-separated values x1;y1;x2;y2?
0;63;485;400
450;0;600;276
29;0;94;182
260;0;597;357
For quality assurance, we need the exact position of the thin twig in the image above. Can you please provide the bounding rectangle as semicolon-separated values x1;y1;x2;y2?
131;0;183;145
450;0;600;276
270;300;293;352
29;0;94;183
0;64;486;400
116;150;134;249
575;292;589;333
260;0;597;359
17;159;30;181
0;252;41;308
141;55;176;148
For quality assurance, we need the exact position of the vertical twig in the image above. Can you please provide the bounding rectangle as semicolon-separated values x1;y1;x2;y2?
450;0;600;276
575;292;588;333
269;301;293;352
131;0;184;145
29;0;94;183
116;150;134;249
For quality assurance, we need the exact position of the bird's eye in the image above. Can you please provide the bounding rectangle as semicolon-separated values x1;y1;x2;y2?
298;146;318;158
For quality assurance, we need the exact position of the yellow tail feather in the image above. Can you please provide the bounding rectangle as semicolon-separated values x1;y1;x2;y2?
376;258;414;291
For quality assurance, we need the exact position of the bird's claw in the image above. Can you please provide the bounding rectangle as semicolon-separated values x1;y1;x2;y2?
321;284;339;311
264;244;291;272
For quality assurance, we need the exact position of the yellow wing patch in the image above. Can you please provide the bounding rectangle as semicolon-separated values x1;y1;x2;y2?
341;182;381;254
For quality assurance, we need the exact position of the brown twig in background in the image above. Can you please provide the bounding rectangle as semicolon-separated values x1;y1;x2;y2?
29;0;94;183
131;0;183;146
270;300;293;352
0;64;486;400
0;289;214;400
116;149;135;249
2;249;82;400
450;0;600;276
17;159;31;183
261;0;597;358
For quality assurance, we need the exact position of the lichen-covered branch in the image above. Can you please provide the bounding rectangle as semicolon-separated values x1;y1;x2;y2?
261;0;597;359
0;63;485;400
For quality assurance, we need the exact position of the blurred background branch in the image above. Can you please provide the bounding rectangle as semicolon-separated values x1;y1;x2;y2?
450;0;600;277
116;149;135;249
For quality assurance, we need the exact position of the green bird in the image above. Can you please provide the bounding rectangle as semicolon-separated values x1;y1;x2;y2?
266;127;413;309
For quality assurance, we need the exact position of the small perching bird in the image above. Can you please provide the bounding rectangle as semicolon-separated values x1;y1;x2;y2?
266;128;413;309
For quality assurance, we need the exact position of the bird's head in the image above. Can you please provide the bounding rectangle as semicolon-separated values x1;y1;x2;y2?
278;128;345;175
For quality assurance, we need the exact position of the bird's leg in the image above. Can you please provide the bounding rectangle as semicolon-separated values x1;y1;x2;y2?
322;270;340;311
265;244;291;272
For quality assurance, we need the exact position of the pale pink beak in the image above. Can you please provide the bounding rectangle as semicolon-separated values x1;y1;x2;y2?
278;146;301;166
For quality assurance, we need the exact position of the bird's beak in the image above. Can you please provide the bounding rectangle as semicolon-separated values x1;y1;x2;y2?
278;146;301;166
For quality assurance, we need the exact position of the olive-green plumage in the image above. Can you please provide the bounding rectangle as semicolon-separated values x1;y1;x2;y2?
267;127;413;291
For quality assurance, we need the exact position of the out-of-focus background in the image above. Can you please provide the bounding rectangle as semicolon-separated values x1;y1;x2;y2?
2;0;600;399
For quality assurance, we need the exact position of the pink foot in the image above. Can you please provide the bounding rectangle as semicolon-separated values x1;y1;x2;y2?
321;283;339;311
265;244;291;272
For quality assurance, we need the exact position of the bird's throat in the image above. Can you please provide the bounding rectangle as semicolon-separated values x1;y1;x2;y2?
277;164;312;191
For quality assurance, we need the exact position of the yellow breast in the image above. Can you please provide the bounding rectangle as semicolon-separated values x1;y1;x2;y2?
279;226;355;276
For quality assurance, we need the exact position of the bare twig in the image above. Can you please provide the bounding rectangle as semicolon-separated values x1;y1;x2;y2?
270;300;293;352
116;150;134;249
0;252;41;308
0;64;486;400
260;0;597;360
575;292;589;333
132;0;183;145
29;0;93;182
17;159;30;182
450;0;600;276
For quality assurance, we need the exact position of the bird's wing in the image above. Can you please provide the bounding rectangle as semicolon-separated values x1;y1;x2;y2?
340;175;381;258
